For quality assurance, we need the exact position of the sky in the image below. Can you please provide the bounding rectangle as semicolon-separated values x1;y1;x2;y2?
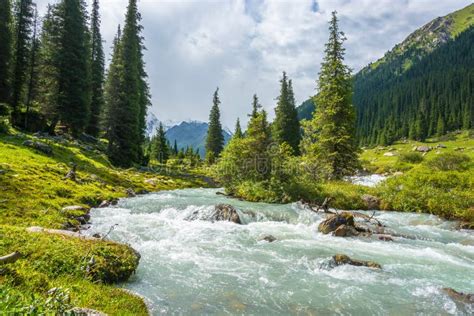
36;0;472;128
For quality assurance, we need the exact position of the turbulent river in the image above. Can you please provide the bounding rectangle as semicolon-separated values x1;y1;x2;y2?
89;188;474;315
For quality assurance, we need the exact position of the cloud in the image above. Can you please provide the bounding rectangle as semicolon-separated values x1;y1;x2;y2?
34;0;472;128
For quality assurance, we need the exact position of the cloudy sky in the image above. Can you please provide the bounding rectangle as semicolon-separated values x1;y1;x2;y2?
36;0;472;128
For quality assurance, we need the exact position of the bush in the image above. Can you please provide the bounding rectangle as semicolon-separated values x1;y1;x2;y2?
398;152;424;164
425;152;471;171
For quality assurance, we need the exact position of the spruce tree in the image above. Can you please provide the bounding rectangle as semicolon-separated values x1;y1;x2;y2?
0;0;12;104
436;115;445;137
11;0;34;124
249;93;261;119
234;118;243;139
272;72;301;155
152;122;169;163
205;87;224;164
86;0;105;137
173;139;178;156
301;11;359;179
105;0;150;167
55;0;91;136
24;4;38;130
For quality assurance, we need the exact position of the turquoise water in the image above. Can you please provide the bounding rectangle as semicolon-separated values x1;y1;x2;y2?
90;188;474;315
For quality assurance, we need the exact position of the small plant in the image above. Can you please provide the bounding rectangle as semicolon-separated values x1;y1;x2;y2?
426;152;471;171
398;152;424;164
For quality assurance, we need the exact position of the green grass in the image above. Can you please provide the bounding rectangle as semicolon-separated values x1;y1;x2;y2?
0;129;211;314
450;3;474;37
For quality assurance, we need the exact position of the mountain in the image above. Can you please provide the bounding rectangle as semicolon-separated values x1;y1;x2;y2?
165;121;232;157
297;99;316;121
297;4;474;145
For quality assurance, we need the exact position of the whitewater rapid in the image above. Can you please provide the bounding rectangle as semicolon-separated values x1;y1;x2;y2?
89;188;474;315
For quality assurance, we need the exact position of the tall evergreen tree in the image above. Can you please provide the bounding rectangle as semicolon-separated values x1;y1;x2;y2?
249;93;261;119
234;117;243;139
272;72;301;155
105;0;150;167
301;11;359;179
0;0;13;104
151;122;169;163
86;0;104;137
205;87;224;164
10;0;34;124
173;139;178;155
24;4;38;130
55;0;91;136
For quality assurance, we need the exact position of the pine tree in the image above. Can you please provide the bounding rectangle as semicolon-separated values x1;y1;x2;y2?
301;11;359;179
24;4;38;130
173;139;178;156
55;0;91;136
234;118;243;139
105;0;150;167
205;87;224;164
86;0;105;137
249;93;261;119
436;115;445;137
272;72;301;155
151;122;169;163
0;0;13;104
10;0;34;124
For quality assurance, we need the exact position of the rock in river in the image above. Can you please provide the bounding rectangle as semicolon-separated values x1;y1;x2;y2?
318;212;354;234
442;288;474;305
332;254;382;269
212;204;242;224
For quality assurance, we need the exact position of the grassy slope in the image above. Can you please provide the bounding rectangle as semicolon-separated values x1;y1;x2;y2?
450;3;474;36
0;130;210;314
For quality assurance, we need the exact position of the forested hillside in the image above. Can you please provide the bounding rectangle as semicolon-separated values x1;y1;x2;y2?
297;4;474;146
354;4;474;145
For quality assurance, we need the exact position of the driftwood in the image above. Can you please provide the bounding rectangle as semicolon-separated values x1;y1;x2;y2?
0;251;22;264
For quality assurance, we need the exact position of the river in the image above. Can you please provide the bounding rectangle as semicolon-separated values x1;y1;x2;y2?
89;188;474;315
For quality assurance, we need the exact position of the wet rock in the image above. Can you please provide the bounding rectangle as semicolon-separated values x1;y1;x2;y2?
92;233;102;239
262;235;276;242
442;288;474;304
333;224;360;237
126;188;136;197
377;235;394;241
136;189;149;195
318;212;354;234
457;221;474;230
22;140;52;155
98;198;118;208
212;204;241;224
332;254;381;269
361;194;380;209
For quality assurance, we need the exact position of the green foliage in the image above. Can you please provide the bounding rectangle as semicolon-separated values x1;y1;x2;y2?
233;118;243;139
301;11;359;179
398;152;424;164
205;88;224;164
0;0;12;104
150;122;169;163
272;72;301;155
86;0;105;137
10;0;35;124
425;152;471;171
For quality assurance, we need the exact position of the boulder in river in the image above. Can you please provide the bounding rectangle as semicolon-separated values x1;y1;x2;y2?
212;204;242;224
261;235;277;242
318;212;354;234
442;287;474;304
332;254;381;269
333;224;359;237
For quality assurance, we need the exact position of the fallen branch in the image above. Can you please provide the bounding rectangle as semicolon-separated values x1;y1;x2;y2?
101;224;118;240
0;251;22;264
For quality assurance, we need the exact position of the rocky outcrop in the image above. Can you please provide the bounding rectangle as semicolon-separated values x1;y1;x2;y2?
332;254;381;269
318;212;354;235
212;204;242;224
22;140;52;155
442;287;474;304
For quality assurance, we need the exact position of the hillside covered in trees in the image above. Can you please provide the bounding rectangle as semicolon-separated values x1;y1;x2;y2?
297;4;474;146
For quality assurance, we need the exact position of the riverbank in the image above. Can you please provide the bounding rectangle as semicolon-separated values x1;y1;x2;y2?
0;130;210;314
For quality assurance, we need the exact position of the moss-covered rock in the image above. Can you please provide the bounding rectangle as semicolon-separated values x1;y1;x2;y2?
318;212;355;234
332;254;382;269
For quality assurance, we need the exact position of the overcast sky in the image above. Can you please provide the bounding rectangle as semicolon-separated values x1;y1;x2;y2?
36;0;472;128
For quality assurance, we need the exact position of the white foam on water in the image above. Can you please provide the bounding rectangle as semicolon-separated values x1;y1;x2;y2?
89;188;474;315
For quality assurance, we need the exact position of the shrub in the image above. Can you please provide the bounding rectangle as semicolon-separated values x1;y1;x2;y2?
425;152;471;171
398;152;424;164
